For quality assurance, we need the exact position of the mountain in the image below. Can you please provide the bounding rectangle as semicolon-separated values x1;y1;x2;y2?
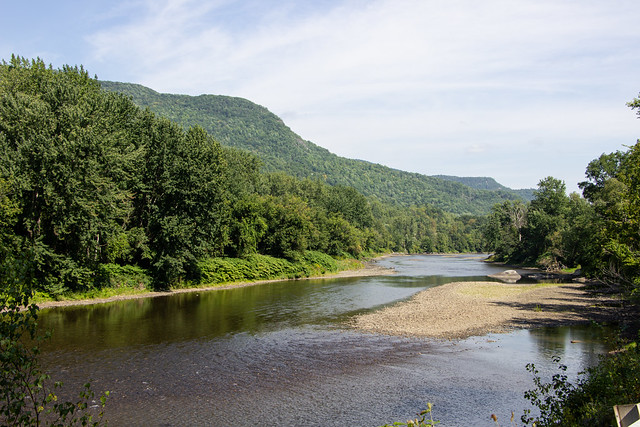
433;175;535;201
101;81;528;215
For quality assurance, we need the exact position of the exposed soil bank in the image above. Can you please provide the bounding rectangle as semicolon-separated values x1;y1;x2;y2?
37;262;395;309
350;281;621;340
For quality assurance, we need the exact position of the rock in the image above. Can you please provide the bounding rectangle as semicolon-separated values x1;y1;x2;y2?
488;270;522;283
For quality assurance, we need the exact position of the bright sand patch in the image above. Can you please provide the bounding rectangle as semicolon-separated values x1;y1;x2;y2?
350;281;619;340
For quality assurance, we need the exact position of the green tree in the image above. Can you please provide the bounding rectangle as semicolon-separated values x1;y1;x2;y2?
226;196;268;258
0;56;144;293
483;200;528;261
521;177;569;268
602;141;640;294
139;122;230;286
257;195;314;259
561;193;603;273
578;151;627;203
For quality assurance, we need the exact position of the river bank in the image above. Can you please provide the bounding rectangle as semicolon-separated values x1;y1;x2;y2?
37;260;395;309
350;280;620;339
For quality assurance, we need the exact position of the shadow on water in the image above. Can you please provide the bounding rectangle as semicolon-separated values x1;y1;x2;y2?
37;254;615;426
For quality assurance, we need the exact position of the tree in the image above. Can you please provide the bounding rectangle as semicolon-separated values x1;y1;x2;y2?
0;56;144;293
483;200;528;261
139;122;231;287
257;195;314;259
561;193;603;273
602;141;640;294
522;177;569;268
578;151;627;203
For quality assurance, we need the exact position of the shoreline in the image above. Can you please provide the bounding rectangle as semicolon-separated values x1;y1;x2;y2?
37;261;395;309
350;280;620;340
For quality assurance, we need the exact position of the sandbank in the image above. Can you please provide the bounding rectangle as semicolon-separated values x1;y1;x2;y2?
350;281;620;340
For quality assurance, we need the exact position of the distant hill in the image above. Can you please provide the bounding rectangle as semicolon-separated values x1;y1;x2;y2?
433;175;535;201
101;81;528;215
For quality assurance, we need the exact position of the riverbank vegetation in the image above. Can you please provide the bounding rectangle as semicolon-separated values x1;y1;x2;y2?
483;138;640;302
3;55;640;425
0;56;486;301
482;94;640;425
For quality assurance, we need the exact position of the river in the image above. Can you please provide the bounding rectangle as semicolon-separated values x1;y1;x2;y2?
38;254;612;426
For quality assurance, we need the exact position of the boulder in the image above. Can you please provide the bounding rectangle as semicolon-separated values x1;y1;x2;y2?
488;269;521;283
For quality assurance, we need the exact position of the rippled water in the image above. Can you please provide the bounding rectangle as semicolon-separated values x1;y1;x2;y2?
38;254;613;426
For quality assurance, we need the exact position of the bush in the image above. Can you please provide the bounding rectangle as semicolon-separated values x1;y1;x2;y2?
0;283;108;425
95;264;151;290
197;251;340;286
522;343;640;426
301;250;339;273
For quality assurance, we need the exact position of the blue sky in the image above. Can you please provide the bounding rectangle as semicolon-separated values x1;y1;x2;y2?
2;0;640;191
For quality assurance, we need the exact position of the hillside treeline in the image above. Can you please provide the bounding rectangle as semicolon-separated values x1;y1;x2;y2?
483;113;640;296
100;81;528;216
0;57;485;295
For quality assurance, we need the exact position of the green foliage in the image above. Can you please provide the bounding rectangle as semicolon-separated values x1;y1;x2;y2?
522;345;640;426
95;263;151;290
561;193;605;273
579;151;627;203
521;357;575;426
139;121;231;287
0;278;108;425
101;81;529;216
380;403;439;427
197;251;338;285
483;200;527;261
0;57;240;291
0;56;144;292
483;176;604;271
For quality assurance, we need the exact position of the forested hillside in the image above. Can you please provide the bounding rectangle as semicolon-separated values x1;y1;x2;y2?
0;57;489;296
101;81;527;215
434;175;534;200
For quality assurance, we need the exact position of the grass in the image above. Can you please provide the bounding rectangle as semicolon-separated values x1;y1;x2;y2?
336;257;366;271
31;286;153;304
560;265;581;274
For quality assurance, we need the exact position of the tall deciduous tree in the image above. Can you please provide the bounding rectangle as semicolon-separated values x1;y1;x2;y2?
0;57;143;292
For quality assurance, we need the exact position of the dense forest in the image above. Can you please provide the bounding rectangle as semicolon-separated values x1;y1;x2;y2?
100;81;531;216
483;137;640;296
2;56;640;426
434;174;534;200
0;57;488;296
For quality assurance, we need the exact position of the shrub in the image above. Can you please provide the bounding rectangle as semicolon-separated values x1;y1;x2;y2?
522;344;640;426
95;264;151;290
197;251;340;286
0;284;108;425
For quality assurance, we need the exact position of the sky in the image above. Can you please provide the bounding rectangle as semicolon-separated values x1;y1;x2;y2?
2;0;640;192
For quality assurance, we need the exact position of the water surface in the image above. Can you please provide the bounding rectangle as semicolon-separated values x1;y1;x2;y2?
39;254;612;426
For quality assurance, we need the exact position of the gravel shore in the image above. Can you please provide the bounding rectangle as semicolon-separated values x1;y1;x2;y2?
350;281;620;339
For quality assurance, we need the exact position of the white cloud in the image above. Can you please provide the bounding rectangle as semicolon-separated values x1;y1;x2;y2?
85;0;640;190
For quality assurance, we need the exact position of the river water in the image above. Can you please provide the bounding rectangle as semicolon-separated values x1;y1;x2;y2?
38;254;612;426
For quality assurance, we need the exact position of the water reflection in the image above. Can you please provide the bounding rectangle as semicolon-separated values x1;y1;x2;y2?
38;254;613;426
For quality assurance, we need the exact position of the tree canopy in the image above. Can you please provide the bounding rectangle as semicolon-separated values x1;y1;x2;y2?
484;94;640;297
0;57;486;295
100;81;531;216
